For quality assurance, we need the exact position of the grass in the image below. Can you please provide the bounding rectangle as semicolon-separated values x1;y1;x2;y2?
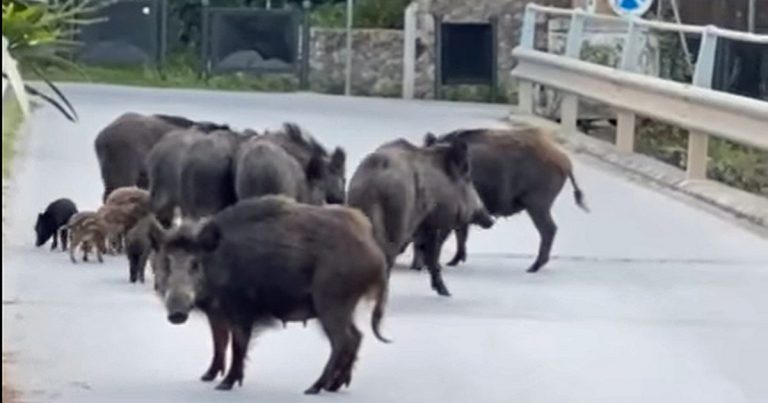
2;97;24;179
30;54;300;94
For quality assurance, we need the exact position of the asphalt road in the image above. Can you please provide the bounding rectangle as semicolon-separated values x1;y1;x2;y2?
3;84;768;403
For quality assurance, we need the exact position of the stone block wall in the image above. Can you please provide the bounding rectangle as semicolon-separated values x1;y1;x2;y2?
309;28;404;97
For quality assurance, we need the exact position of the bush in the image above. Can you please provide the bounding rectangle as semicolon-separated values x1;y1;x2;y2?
2;0;110;121
311;0;410;29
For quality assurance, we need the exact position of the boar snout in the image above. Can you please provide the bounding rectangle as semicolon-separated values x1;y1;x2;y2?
165;290;194;325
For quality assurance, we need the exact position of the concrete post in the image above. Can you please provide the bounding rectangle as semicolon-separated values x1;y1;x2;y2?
402;2;418;99
687;26;719;180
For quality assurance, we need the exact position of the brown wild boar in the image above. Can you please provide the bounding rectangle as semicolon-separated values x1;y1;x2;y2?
149;195;389;394
60;211;109;263
99;187;151;253
424;126;589;273
347;137;493;297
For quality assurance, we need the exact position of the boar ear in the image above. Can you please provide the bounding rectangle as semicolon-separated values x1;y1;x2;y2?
424;132;437;146
330;147;346;173
196;222;221;252
306;152;327;183
445;140;470;177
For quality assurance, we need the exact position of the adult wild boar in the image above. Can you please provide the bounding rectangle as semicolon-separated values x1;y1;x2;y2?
234;136;327;204
94;112;228;201
149;196;389;394
424;126;589;273
178;130;241;218
264;123;347;204
146;128;208;227
347;138;493;297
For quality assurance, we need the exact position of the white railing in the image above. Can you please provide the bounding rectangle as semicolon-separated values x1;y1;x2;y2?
512;4;768;180
2;36;31;117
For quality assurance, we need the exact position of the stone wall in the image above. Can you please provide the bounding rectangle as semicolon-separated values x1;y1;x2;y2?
310;28;403;97
411;0;571;99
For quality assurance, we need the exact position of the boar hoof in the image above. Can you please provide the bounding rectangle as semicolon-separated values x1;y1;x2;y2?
215;381;234;391
201;371;217;382
304;385;322;395
431;280;452;297
526;264;542;273
446;255;465;267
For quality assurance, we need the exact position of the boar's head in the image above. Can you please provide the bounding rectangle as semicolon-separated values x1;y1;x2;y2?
325;147;347;204
149;218;220;325
432;138;494;229
305;147;346;205
35;212;54;247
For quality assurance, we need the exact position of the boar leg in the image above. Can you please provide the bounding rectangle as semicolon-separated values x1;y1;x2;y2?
202;312;230;382
328;325;362;391
69;239;78;264
50;232;58;251
421;229;451;297
60;228;69;252
216;321;252;391
526;204;557;273
306;300;357;394
409;241;425;271
447;226;469;266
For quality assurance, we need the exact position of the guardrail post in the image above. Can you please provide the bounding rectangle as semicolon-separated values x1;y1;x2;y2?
615;18;640;151
516;5;536;114
687;26;718;180
560;10;585;132
402;2;418;99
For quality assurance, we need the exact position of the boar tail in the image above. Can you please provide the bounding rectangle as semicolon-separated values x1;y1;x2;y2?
568;171;590;213
371;274;391;344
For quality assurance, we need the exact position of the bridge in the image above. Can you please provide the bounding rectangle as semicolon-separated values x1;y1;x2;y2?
3;5;768;403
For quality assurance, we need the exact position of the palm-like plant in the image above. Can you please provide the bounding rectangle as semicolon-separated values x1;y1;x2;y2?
2;0;111;121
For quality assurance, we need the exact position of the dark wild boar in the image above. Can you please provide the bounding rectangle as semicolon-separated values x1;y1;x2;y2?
94;112;228;201
149;196;389;394
35;198;78;251
424;126;589;273
264;123;347;204
347;138;493;297
146;128;208;227
234;136;327;204
179;130;240;218
125;215;153;283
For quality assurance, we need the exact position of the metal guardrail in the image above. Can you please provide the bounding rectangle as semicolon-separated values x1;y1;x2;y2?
512;4;768;180
2;36;30;116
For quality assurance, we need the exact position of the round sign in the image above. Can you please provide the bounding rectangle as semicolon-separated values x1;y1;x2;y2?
609;0;654;17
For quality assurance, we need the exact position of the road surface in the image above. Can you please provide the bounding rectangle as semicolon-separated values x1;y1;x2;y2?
4;84;768;403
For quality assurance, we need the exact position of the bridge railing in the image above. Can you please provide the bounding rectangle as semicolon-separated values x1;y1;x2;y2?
512;4;768;180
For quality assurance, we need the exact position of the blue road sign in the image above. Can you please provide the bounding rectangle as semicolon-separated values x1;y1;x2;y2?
610;0;653;17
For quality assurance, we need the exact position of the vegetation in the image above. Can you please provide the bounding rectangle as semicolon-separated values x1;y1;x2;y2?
2;98;24;178
311;0;410;29
2;0;111;121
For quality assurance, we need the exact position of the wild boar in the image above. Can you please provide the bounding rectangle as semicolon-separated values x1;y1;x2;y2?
149;195;389;394
263;123;346;204
424;126;589;273
125;215;153;283
178;130;240;218
99;187;151;254
61;211;108;264
94;112;228;201
347;138;493;297
35;198;78;251
146;128;208;227
234;136;327;204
